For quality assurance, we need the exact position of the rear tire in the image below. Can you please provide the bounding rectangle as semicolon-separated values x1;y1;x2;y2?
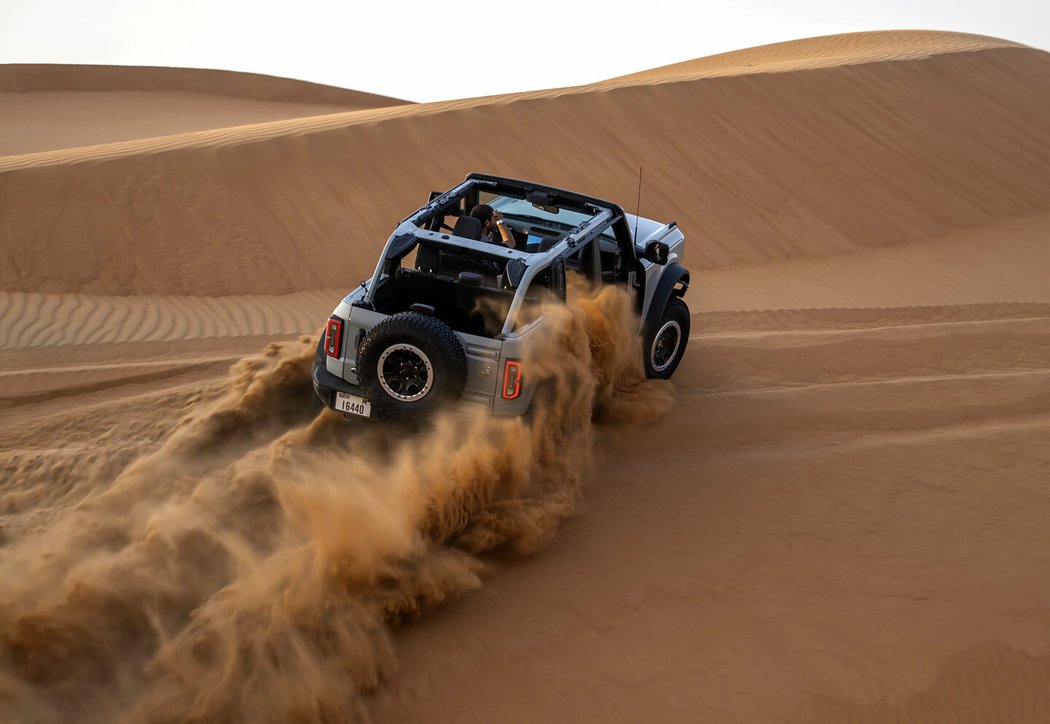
644;297;690;379
358;312;467;420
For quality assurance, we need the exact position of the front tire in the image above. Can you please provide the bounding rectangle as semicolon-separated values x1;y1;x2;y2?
644;297;690;379
357;312;467;420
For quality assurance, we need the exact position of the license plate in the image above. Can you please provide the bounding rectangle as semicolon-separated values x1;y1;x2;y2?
335;391;371;418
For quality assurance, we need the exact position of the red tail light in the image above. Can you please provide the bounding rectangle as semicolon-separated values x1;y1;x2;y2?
502;360;522;399
325;317;343;357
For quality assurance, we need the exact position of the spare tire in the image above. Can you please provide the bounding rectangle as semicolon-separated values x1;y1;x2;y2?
357;312;468;420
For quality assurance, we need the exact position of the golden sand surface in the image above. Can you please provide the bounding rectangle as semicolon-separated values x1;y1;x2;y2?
1;31;1049;723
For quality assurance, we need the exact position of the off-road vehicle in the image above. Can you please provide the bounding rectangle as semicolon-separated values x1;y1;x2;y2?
312;173;690;420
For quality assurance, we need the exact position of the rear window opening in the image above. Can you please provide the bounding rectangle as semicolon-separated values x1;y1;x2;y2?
370;241;556;338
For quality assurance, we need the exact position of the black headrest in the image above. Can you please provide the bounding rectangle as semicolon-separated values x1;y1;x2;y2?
453;215;484;241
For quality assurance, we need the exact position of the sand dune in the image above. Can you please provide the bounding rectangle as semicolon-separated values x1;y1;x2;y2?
1;29;1050;724
3;31;1050;297
0;92;374;155
0;64;408;155
601;29;1021;84
0;63;408;106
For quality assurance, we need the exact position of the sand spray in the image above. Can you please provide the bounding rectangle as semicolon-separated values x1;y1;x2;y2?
0;285;672;722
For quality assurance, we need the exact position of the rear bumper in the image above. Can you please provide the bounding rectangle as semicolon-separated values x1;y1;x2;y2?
312;358;364;410
312;356;535;418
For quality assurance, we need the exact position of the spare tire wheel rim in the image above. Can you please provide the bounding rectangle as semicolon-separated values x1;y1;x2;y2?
378;343;435;401
651;320;681;373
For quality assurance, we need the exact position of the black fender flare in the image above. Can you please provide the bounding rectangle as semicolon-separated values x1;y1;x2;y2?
642;263;690;338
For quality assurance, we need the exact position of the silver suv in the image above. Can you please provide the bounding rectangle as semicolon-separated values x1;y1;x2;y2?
312;173;690;420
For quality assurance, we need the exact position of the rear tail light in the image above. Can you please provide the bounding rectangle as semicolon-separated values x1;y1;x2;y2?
325;317;343;357
502;360;522;400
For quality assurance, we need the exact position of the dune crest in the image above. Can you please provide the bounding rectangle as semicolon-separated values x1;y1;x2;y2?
0;64;410;156
600;29;1023;85
0;63;408;107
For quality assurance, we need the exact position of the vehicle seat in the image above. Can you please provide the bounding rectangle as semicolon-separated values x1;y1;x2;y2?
438;250;500;286
453;215;484;241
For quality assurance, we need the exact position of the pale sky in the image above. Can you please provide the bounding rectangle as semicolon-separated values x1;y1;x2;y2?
2;0;1047;102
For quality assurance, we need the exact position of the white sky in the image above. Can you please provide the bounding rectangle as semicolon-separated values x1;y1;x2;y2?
2;0;1047;102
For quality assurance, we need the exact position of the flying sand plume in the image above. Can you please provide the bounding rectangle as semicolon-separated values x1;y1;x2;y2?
0;285;671;723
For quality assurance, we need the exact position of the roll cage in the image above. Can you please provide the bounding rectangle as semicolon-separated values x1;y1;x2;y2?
363;174;638;337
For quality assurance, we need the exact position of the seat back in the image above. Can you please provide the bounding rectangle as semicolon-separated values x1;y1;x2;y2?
453;215;484;241
437;250;500;285
415;243;440;274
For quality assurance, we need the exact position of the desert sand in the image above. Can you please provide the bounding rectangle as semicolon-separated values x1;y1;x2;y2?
1;29;1049;723
0;65;408;155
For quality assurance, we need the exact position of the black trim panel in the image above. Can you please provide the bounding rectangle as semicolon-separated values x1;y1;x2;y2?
642;263;690;338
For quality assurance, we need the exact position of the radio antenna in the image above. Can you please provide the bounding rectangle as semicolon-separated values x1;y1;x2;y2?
633;165;643;243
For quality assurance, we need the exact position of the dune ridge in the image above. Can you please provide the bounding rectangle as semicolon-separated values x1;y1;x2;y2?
0;91;387;156
1;29;1019;170
1;33;1039;172
0;64;410;156
601;29;1022;85
0;63;408;107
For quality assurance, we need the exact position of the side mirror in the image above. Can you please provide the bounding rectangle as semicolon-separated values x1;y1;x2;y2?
645;241;670;265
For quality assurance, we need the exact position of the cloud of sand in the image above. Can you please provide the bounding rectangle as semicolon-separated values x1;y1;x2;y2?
0;284;672;723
